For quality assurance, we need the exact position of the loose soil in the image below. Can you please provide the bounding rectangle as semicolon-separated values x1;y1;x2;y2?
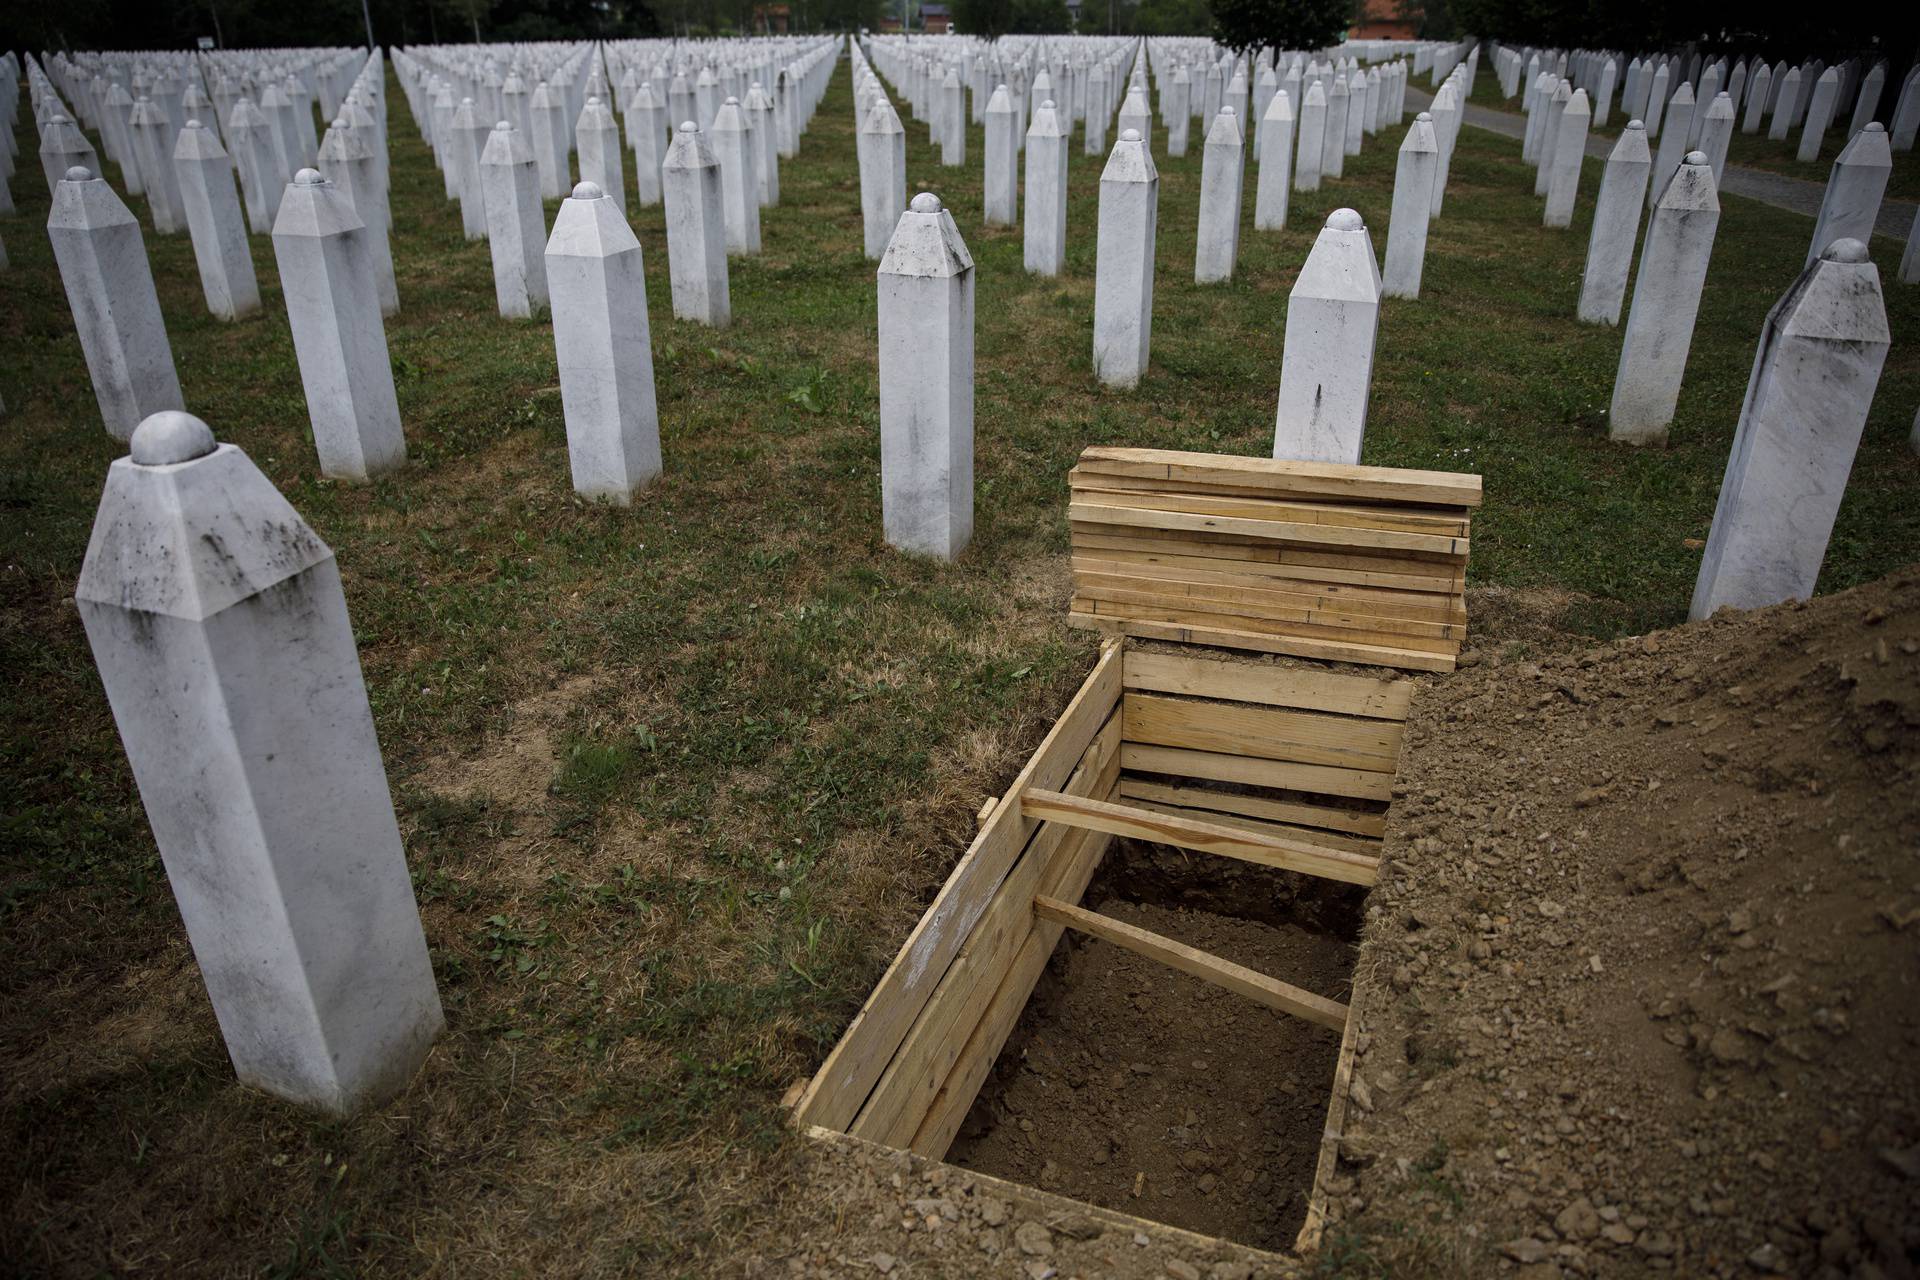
946;893;1353;1251
1326;568;1920;1278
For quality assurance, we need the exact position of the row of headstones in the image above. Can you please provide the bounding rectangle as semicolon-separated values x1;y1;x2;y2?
858;34;1436;285
864;166;1898;621
27;43;396;318
37;38;1906;1118
1495;42;1920;157
1514;90;1918;445
36;37;842;483
38;34;1477;1128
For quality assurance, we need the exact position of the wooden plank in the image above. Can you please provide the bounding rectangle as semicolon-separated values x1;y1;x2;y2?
1077;574;1463;642
1073;553;1467;623
1117;776;1387;840
1073;594;1459;658
1070;529;1466;591
1076;447;1485;508
1122;692;1405;773
1069;501;1470;558
1033;896;1350;1031
1070;482;1473;538
850;713;1121;1147
1068;469;1474;531
1296;984;1367;1254
1120;649;1416;722
1070;610;1458;674
1120;795;1382;857
793;641;1125;1133
1021;788;1379;886
910;790;1118;1158
1120;740;1397;802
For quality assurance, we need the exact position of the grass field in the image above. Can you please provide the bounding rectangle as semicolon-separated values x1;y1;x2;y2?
2;49;1917;1275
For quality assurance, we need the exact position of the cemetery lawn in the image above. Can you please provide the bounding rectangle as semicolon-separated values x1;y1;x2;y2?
2;58;1917;1275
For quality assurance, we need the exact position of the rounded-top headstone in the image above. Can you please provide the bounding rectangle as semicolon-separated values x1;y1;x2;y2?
588;95;602;105
1327;207;1365;231
1822;237;1869;263
295;167;325;185
1042;99;1056;110
1221;106;1235;115
495;120;512;131
1626;119;1645;130
1120;128;1141;142
724;95;738;105
187;117;201;129
462;96;474;105
1864;122;1885;134
571;180;605;200
910;191;942;214
65;165;94;182
680;120;698;132
1416;111;1431;121
1684;150;1707;165
130;410;218;465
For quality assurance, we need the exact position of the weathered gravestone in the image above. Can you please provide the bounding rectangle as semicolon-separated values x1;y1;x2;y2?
1690;240;1889;618
546;181;662;505
480;121;549;319
1382;113;1437;299
272;169;407;479
172;120;261;321
1274;209;1381;464
1610;152;1719;445
877;192;973;561
1578;121;1652;326
48;166;184;440
76;409;444;1116
662;122;731;326
1092;129;1157;389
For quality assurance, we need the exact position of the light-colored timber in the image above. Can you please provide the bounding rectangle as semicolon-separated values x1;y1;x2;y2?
1021;787;1380;885
1070;448;1479;669
1033;895;1351;1030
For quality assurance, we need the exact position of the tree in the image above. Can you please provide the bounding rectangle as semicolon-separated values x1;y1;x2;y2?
1134;0;1211;37
1210;0;1351;56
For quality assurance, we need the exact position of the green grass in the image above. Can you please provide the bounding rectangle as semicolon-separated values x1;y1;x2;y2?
1;53;1916;1274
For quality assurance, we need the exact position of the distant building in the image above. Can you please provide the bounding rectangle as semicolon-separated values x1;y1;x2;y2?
1351;0;1418;40
752;3;791;32
921;2;951;31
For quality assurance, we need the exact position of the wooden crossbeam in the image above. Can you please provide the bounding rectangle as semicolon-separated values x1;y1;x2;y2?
1021;787;1380;886
1033;896;1349;1031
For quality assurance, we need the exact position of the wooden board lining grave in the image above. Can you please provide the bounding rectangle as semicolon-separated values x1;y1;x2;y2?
1067;446;1482;672
792;641;1414;1247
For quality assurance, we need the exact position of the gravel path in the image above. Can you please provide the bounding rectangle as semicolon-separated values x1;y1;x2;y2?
1406;87;1920;239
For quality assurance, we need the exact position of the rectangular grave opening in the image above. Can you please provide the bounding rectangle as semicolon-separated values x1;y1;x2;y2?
791;448;1479;1260
943;824;1369;1249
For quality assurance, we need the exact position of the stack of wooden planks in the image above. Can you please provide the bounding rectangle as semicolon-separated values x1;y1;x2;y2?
1067;446;1483;672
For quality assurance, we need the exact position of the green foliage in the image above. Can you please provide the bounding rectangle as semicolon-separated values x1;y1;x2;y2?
1133;0;1212;36
1209;0;1352;55
1448;0;1919;63
1010;0;1074;32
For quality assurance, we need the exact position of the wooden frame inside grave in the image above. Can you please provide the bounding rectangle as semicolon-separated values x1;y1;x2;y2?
793;449;1483;1258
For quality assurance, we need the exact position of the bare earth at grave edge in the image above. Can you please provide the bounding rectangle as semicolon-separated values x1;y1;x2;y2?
727;569;1920;1280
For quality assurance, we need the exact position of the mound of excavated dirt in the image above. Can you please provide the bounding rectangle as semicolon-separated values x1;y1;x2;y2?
1331;569;1920;1279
